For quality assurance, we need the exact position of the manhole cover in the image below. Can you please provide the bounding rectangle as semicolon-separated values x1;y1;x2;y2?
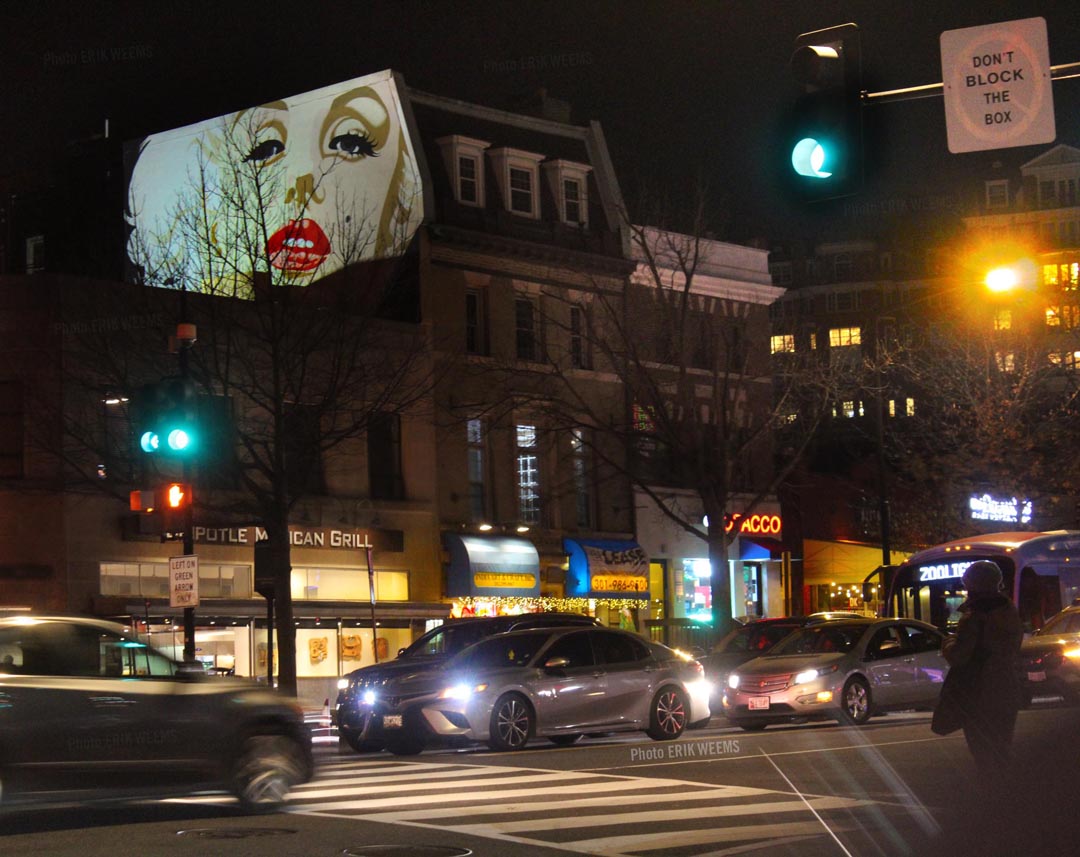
177;827;298;839
343;847;473;857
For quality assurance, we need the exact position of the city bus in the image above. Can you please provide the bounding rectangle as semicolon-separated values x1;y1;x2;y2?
883;531;1080;632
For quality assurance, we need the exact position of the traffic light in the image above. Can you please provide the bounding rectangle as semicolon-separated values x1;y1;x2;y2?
135;379;198;455
158;482;192;537
785;23;863;201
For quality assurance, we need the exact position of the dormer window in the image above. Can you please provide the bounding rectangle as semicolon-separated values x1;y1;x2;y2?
985;179;1009;209
543;159;592;227
488;148;545;219
436;135;490;207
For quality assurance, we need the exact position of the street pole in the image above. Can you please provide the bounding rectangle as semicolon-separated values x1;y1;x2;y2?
364;538;379;663
177;289;196;663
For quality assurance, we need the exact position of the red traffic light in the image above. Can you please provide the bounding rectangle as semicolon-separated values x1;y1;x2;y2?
156;483;193;510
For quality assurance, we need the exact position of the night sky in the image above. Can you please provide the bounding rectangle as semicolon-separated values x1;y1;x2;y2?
3;0;1079;244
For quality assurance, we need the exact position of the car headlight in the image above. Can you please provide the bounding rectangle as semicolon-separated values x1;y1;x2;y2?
793;664;839;685
728;674;740;690
337;678;350;690
439;682;488;701
362;689;377;705
1064;648;1080;660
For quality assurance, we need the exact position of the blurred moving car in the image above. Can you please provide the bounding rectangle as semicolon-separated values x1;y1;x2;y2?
722;618;947;730
0;615;312;811
1020;604;1080;705
699;613;866;709
358;626;711;755
336;612;599;752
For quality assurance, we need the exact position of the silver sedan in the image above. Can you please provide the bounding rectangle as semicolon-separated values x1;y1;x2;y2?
360;626;712;754
722;619;948;730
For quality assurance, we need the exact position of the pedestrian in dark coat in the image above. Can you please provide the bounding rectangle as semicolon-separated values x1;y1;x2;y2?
941;560;1024;772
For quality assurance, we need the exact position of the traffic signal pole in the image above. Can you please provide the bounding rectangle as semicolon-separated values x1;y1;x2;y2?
176;288;197;663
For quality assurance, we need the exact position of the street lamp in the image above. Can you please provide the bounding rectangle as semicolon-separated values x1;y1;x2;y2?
983;259;1038;294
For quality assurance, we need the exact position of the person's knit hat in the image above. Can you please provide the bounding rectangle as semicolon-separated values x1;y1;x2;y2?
963;560;1004;594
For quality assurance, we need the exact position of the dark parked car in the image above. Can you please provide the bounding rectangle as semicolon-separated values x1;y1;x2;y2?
1020;605;1080;705
360;626;711;755
0;615;312;811
336;612;600;752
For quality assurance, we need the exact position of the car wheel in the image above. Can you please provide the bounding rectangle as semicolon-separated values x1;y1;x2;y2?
839;677;872;725
488;693;533;751
549;734;582;747
231;734;308;813
646;686;688;740
386;734;425;756
730;719;768;731
343;732;383;754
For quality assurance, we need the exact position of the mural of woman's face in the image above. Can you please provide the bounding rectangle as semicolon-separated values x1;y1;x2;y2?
127;73;420;289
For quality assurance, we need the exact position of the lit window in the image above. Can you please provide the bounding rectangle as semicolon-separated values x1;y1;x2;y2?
905;398;915;417
770;334;795;354
888;399;897;418
1046;307;1061;328
809;332;818;350
995;352;1016;372
516;424;540;525
842;401;856;418
995;309;1012;331
1063;305;1080;330
829;327;862;347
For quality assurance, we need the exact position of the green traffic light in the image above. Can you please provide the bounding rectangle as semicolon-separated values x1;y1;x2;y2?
140;431;160;453
792;137;832;178
167;428;193;452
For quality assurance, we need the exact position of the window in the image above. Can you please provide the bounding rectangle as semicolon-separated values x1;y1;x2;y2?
591;630;649;664
0;380;24;479
101;562;252;599
829;327;862;347
436;135;490;207
458;155;479;204
985;180;1009;209
509;167;533;214
571;429;592;528
543;159;591;227
905;397;916;417
465;288;486;355
995;309;1012;331
368;411;404;500
543;631;594;668
515;297;539;362
466;418;487;522
995;351;1016;373
1049;351;1080;372
563;178;583;224
570;305;591;369
25;235;44;274
833;256;854;282
516;423;540;525
770;261;792;286
1044;262;1080;291
770;334;795;354
489;148;544;219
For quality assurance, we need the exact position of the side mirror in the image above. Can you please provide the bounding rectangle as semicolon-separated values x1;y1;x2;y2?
543;656;570;671
397;648;407;658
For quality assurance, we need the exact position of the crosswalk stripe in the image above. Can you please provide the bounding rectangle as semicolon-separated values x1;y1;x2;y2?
448;795;871;835
558;820;841;855
293;774;723;813
295;763;563;790
367;783;779;822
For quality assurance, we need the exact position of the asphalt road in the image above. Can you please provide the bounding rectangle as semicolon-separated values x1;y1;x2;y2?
2;704;1077;857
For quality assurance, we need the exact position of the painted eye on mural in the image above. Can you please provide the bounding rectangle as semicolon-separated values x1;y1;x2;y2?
328;130;378;159
244;138;285;164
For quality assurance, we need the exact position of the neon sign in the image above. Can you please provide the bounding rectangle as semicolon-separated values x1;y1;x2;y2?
918;561;973;582
969;493;1032;524
724;513;783;536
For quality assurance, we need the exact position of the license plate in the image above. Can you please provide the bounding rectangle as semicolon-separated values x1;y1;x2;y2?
1027;671;1047;682
748;696;770;710
382;714;403;729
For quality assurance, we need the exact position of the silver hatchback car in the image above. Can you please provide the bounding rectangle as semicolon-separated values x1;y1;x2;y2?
722;619;948;730
360;626;712;754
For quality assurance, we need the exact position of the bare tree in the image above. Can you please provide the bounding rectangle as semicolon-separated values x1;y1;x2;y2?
46;109;436;696
531;195;853;637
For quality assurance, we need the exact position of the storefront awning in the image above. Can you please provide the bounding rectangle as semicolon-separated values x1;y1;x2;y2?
443;533;541;598
740;537;782;561
563;538;649;601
